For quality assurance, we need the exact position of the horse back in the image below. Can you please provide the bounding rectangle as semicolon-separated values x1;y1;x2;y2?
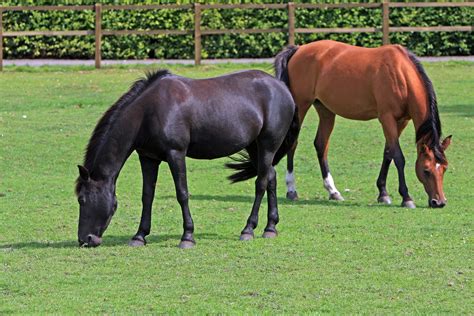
288;40;424;121
136;70;295;159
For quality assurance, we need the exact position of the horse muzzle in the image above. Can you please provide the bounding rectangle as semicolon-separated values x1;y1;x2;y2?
429;198;446;208
78;234;103;247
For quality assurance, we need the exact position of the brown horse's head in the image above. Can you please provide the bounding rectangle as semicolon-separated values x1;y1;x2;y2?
75;165;117;247
415;136;451;208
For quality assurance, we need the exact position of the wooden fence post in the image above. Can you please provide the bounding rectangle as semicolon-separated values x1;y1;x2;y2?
288;2;295;46
382;0;390;45
194;3;201;65
0;7;4;71
95;3;102;69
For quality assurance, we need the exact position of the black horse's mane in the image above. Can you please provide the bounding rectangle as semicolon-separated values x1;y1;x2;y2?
405;49;445;163
82;69;172;173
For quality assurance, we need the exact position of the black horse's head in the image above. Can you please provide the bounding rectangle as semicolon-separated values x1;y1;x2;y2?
75;165;117;247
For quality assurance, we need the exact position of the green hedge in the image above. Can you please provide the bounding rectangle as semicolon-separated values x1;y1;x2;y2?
2;0;473;59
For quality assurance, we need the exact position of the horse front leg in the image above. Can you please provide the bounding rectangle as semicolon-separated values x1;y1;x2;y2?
129;155;160;247
314;102;343;201
167;150;195;248
380;117;415;208
393;143;415;208
263;166;279;238
376;144;393;205
377;120;409;205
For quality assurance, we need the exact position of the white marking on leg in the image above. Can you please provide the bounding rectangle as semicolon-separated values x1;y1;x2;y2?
323;172;340;195
286;171;297;193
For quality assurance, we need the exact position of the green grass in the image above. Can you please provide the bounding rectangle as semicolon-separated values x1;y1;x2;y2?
1;62;473;314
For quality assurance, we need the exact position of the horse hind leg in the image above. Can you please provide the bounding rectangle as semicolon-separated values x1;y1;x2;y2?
263;166;278;238
240;144;275;241
285;143;298;200
286;100;311;201
314;101;344;201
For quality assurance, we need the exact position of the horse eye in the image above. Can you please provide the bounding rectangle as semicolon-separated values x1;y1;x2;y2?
78;197;86;205
423;170;431;177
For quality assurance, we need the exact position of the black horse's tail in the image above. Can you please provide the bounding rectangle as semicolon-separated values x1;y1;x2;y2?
225;45;301;183
226;107;300;183
274;45;299;88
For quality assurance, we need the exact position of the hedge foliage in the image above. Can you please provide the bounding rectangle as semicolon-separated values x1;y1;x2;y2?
2;0;473;59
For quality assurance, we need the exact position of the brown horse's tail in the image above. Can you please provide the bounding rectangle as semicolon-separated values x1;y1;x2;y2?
274;45;299;88
226;107;300;183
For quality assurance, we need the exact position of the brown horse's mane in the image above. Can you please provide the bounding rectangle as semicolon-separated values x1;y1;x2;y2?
405;49;446;163
81;69;171;174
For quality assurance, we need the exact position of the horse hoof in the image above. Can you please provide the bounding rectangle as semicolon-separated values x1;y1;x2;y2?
262;231;278;239
329;192;344;201
240;233;254;241
286;191;298;201
178;240;195;249
402;200;416;209
378;195;392;205
128;236;146;247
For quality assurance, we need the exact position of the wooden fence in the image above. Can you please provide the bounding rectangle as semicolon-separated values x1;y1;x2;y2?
0;1;473;70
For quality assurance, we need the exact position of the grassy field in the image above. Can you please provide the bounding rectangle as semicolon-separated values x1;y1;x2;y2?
1;62;473;314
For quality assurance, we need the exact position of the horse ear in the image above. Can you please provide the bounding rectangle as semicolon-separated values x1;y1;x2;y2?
78;165;90;181
442;135;452;151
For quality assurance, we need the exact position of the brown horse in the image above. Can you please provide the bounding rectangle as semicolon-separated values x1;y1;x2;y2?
274;40;451;208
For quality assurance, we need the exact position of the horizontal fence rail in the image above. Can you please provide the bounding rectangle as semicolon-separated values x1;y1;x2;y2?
0;2;473;70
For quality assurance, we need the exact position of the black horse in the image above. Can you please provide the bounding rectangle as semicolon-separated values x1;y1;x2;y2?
76;69;299;248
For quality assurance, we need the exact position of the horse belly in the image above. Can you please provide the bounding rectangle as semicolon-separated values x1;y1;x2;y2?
185;100;264;159
186;128;257;160
315;67;378;120
319;93;378;121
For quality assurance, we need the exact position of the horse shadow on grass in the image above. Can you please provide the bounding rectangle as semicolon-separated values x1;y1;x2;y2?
2;195;422;251
0;232;226;250
165;193;340;206
184;193;368;208
182;193;432;210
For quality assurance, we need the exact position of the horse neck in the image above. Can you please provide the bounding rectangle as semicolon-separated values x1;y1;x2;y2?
405;51;441;153
87;107;143;182
412;109;428;134
411;100;440;155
